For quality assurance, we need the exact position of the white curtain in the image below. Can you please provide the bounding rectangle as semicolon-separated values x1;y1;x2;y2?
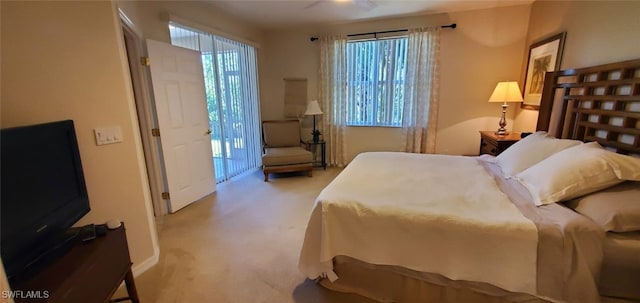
402;27;441;153
319;35;348;167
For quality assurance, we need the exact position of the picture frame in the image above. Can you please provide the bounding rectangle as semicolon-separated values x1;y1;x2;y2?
521;32;566;110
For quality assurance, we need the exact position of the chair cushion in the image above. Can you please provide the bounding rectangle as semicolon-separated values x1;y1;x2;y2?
263;147;313;166
263;121;300;147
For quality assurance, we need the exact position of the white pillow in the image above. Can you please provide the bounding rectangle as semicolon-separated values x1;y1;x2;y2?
514;142;640;206
602;150;640;180
565;182;640;232
496;131;582;177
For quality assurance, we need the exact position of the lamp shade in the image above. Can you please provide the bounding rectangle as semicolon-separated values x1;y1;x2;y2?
304;100;323;115
489;82;524;103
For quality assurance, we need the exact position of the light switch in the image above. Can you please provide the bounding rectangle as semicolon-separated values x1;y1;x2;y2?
94;126;123;146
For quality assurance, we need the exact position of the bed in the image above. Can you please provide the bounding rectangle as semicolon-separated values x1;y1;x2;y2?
298;58;640;303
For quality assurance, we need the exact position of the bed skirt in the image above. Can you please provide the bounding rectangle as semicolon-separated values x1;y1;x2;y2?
319;256;550;303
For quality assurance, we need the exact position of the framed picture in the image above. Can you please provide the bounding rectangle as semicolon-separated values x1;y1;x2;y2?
521;32;566;110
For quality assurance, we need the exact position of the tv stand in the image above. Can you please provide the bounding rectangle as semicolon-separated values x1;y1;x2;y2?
10;227;84;284
10;224;139;303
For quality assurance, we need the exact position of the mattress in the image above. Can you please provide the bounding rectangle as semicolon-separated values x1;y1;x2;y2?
600;231;640;300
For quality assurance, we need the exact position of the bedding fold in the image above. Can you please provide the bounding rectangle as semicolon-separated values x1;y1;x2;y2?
481;160;604;303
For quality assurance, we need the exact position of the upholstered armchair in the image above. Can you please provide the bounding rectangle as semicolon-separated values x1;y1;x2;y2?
261;120;313;182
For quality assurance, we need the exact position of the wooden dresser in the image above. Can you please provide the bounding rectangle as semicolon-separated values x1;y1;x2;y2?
11;225;139;303
479;131;521;156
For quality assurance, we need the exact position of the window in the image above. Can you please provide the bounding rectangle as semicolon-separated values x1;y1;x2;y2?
346;37;408;126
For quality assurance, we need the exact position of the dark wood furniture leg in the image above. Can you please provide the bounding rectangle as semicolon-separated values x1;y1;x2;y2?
124;269;140;303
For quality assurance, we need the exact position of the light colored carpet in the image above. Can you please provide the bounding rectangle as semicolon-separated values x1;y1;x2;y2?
132;168;376;303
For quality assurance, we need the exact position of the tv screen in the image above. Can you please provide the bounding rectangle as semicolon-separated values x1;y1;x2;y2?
1;120;90;281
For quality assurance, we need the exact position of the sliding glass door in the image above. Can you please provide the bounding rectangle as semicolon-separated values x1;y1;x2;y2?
169;23;262;183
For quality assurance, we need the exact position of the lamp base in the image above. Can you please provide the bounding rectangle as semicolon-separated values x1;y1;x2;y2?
496;103;509;136
495;129;509;136
312;115;320;143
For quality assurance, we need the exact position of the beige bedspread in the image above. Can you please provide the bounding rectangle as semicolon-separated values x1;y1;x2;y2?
299;152;604;303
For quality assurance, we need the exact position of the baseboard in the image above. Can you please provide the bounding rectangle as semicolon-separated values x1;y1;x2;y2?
132;247;159;277
114;248;159;295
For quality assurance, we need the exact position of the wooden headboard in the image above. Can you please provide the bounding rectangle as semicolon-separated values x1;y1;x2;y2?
536;58;640;156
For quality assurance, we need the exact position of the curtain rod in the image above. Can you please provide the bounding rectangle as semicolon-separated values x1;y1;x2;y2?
309;23;456;42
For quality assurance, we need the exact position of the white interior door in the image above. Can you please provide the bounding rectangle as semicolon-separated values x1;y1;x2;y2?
146;39;216;213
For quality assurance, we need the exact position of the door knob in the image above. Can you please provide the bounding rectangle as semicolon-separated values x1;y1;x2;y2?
205;129;212;135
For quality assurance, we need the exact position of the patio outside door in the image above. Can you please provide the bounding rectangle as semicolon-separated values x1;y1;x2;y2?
169;23;262;183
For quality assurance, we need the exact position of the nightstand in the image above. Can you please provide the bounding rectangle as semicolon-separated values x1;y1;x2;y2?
479;131;521;156
306;140;326;170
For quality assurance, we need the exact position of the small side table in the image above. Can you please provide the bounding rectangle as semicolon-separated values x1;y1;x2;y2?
11;224;139;303
479;131;521;156
307;140;326;170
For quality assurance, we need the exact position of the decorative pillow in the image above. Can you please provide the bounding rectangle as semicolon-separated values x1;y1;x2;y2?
514;142;640;206
496;131;582;177
565;182;640;232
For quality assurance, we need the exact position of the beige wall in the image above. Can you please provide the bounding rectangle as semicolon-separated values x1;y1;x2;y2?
513;0;640;132
0;262;12;303
437;4;530;155
260;4;531;159
1;1;157;271
116;1;263;45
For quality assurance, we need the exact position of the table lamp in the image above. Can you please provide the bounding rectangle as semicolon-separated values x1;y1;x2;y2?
488;81;523;136
304;100;323;142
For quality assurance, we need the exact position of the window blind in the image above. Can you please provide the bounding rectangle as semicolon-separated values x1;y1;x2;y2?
169;22;262;183
346;37;408;127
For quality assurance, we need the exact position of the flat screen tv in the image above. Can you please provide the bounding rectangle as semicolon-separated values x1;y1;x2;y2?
1;120;90;281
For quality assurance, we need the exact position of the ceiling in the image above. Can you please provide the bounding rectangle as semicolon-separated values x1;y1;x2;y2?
207;0;533;30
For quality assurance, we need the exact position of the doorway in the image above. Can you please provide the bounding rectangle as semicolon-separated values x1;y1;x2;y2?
120;18;169;217
169;23;262;183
